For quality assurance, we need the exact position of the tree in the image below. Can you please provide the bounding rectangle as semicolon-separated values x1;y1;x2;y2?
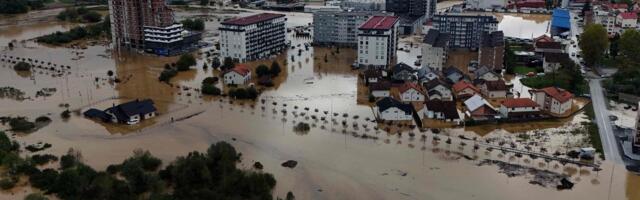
504;40;516;74
619;29;640;65
270;61;281;76
256;64;270;77
200;0;210;6
202;77;218;85
201;84;221;96
107;70;114;77
13;61;32;71
222;57;235;70
609;34;620;59
579;24;608;67
212;57;221;69
176;54;196;71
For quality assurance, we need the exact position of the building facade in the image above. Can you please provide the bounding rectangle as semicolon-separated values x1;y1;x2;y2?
357;16;399;68
422;29;449;71
109;0;175;49
220;13;287;62
432;13;499;48
530;87;573;115
313;10;390;46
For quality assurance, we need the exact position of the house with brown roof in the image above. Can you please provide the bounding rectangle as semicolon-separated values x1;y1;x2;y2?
363;68;387;85
479;80;507;99
534;35;564;54
499;98;540;118
223;64;252;85
424;79;453;101
399;82;426;102
424;100;460;122
530;87;574;115
369;81;392;98
452;80;480;100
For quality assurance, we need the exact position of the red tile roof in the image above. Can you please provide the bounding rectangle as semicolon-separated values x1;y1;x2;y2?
535;87;573;103
502;98;539;108
452;81;479;93
606;3;629;10
534;35;554;43
619;12;638;19
222;13;285;26
359;16;399;30
398;82;425;94
227;64;251;76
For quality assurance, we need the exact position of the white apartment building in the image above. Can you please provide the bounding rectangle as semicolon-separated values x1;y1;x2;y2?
357;16;399;68
220;13;287;62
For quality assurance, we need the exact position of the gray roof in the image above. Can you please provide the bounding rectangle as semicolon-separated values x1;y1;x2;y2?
423;29;450;48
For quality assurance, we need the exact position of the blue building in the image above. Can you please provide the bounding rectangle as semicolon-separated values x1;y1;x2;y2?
551;9;571;37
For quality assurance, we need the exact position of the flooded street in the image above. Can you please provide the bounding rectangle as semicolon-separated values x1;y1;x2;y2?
0;6;638;200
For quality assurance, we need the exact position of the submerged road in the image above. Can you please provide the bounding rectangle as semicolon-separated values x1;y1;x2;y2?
589;79;624;164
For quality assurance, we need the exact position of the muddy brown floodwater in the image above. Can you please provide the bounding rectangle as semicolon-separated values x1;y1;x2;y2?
0;7;639;200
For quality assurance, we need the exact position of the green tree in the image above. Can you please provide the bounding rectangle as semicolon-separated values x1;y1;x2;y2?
176;54;196;71
222;57;235;70
201;84;221;96
200;0;210;6
24;192;48;200
579;24;608;67
256;64;270;77
504;40;516;74
270;61;282;76
619;29;640;65
212;57;221;69
609;34;620;59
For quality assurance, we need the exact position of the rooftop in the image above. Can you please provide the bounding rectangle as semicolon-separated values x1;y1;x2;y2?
452;81;479;93
424;29;450;48
226;64;251;76
424;100;459;119
533;87;574;103
502;98;539;108
222;13;286;26
359;16;399;30
619;12;638;19
481;31;504;48
376;97;414;113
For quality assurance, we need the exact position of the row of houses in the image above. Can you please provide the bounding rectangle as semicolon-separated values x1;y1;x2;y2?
591;3;640;35
368;61;574;123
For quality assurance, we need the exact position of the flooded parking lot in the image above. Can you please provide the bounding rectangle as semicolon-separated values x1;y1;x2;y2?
0;7;638;200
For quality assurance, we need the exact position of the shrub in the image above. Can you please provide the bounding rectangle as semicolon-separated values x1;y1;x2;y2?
201;77;218;85
270;61;281;76
0;177;17;190
31;154;58;165
13;61;31;71
256;64;270;77
159;68;178;82
25;193;48;200
176;54;196;71
61;110;71;119
181;18;205;31
201;84;221;96
9;117;35;132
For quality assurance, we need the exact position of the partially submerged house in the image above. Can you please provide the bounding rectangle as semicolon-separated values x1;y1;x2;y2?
104;99;157;125
369;81;392;98
398;82;426;102
424;78;453;101
479;80;507;99
452;80;480;100
464;94;498;120
375;97;415;121
223;65;252;85
530;87;574;115
424;100;460;122
499;98;540;118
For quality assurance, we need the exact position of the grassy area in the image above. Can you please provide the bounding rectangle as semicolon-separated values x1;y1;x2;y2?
581;104;604;158
520;68;589;95
513;66;537;75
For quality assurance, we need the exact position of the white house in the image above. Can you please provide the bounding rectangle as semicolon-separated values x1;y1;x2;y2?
104;99;157;125
617;12;638;29
452;80;480;100
424;79;453;101
375;97;414;121
499;98;540;118
474;66;500;81
369;81;391;98
357;16;399;68
422;29;449;71
399;82;426;102
223;65;252;85
530;87;574;115
479;80;507;99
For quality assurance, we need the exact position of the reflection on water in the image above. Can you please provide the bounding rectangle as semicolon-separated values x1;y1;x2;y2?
0;8;639;200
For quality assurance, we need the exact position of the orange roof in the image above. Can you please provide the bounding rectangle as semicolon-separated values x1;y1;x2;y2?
398;82;425;95
452;81;479;93
502;98;539;108
534;34;554;43
534;87;573;103
227;64;251;76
